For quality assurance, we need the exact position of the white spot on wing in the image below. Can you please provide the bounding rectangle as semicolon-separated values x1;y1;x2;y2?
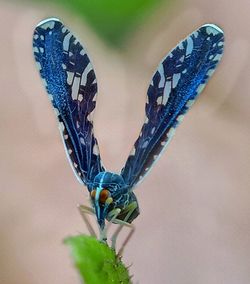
42;78;48;87
206;26;218;36
54;108;60;116
92;93;97;102
177;115;184;122
63;32;72;51
193;31;199;38
86;114;93;122
158;63;165;88
186;37;193;55
186;99;195;107
93;143;99;155
67;71;74;85
78;94;83;102
167;127;176;138
81;62;93;86
36;18;59;28
33;47;39;53
156;96;162;105
39;20;56;30
196;84;205;94
71;76;80;100
213;54;222;61
173;73;181;88
80;49;85;55
130;146;136;156
59;122;65;131
203;24;223;35
48;94;53;101
162;80;171;105
207;69;214;76
142;141;149;148
178;42;184;50
179;55;185;63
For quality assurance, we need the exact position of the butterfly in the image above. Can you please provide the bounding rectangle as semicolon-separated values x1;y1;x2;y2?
33;18;224;240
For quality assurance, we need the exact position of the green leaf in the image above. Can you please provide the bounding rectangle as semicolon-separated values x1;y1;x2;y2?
64;235;132;284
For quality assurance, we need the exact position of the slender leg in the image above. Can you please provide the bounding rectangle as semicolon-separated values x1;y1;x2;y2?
111;202;137;254
112;218;135;257
77;204;97;237
100;208;121;242
77;202;136;255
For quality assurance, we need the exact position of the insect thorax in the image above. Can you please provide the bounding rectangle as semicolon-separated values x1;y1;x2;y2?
92;172;126;191
90;171;140;222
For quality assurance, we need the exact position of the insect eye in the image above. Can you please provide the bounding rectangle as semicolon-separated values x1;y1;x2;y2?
90;190;96;199
99;189;110;203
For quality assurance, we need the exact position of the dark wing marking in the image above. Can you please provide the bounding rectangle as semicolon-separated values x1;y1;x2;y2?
33;18;104;186
121;24;224;188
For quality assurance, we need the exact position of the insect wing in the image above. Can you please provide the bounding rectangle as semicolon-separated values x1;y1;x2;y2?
33;18;104;186
121;24;224;188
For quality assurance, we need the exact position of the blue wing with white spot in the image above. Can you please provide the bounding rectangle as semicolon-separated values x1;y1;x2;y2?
121;24;224;188
33;18;104;186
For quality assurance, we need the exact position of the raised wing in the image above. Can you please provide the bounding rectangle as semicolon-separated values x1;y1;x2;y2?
33;18;104;187
121;24;224;188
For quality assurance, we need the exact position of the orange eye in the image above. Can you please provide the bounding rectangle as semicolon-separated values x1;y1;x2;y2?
99;189;110;203
90;190;96;199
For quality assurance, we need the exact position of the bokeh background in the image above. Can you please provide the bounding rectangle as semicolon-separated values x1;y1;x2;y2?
0;0;250;283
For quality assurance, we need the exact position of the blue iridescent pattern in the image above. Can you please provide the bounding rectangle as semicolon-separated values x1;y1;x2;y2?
121;24;224;188
33;19;224;230
33;18;104;185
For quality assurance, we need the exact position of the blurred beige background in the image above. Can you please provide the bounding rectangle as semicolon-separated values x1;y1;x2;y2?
0;1;250;283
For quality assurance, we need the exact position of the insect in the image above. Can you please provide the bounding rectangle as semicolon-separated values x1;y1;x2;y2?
33;18;224;248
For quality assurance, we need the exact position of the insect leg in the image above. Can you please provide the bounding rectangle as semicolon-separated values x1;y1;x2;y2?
112;219;135;257
77;204;97;237
100;208;122;242
111;201;137;254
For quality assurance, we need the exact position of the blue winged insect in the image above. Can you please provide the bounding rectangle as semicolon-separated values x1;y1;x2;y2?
33;18;224;250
